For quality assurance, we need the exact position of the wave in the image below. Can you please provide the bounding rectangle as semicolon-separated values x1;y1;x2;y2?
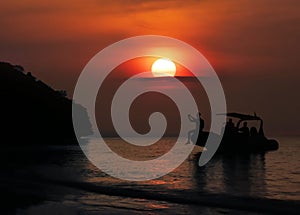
37;177;300;215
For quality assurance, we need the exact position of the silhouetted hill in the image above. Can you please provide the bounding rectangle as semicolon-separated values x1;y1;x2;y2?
0;62;92;144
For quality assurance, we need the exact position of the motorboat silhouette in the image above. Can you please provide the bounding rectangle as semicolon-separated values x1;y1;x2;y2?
192;112;279;154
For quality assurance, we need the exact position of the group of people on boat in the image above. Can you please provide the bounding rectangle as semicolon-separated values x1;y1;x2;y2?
186;112;265;145
224;118;263;139
185;112;279;152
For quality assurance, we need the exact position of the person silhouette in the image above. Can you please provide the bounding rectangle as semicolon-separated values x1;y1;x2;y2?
186;112;204;144
239;121;250;137
250;126;258;136
225;118;235;134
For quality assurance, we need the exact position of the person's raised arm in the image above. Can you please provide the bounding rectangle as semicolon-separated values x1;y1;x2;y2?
188;114;195;122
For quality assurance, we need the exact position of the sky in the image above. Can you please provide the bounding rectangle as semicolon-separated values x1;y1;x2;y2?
1;0;300;136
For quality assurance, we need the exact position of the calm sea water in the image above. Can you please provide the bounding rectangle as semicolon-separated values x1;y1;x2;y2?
3;137;300;214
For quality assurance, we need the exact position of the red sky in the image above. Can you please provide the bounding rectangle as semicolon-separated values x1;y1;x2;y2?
1;0;299;136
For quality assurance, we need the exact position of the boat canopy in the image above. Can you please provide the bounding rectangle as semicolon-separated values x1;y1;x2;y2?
218;112;262;121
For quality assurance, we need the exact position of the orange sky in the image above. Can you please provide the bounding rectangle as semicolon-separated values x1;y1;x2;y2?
1;0;300;136
94;57;210;136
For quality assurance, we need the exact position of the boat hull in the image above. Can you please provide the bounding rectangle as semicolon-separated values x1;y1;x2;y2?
194;132;279;154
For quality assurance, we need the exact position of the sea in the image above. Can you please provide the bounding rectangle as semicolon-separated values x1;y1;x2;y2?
1;137;300;214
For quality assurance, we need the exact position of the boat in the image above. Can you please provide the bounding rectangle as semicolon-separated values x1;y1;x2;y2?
192;112;279;154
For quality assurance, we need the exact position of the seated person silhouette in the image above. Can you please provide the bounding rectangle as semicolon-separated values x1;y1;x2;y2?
249;126;261;142
186;112;204;144
239;122;250;137
250;126;258;136
224;118;235;135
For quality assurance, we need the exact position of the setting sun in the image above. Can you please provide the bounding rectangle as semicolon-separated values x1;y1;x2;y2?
151;58;176;77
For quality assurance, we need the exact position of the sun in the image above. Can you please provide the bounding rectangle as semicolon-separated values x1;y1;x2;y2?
151;58;176;77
